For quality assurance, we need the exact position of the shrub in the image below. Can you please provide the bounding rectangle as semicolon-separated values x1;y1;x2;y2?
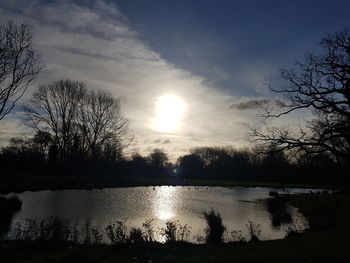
105;220;127;244
246;220;262;241
266;196;292;228
128;227;144;243
0;196;22;239
82;221;102;245
203;209;226;243
230;229;246;242
142;219;155;242
10;217;77;243
160;220;191;243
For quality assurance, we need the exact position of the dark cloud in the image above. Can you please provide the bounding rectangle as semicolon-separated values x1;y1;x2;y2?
163;139;171;144
230;98;270;110
153;138;171;144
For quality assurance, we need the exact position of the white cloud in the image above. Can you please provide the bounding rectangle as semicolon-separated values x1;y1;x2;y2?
0;0;257;161
0;112;30;145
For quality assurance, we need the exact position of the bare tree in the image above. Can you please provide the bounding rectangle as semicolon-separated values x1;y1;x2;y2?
0;20;42;119
78;89;128;159
149;148;168;168
24;80;86;160
24;80;129;161
249;30;350;163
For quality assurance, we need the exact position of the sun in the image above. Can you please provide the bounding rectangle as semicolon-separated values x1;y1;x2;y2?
154;95;185;133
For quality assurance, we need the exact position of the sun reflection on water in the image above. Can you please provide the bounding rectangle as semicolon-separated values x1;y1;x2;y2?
152;186;178;221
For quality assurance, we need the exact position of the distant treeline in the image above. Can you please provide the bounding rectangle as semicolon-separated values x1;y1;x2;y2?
1;135;348;187
0;132;169;175
176;146;348;185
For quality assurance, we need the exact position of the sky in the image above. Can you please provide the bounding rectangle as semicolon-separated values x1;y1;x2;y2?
0;0;349;161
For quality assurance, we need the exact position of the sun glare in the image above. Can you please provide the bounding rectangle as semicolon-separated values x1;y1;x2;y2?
153;186;177;221
154;95;185;133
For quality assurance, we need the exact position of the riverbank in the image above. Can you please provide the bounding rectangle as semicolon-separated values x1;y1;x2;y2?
0;173;340;194
1;191;349;262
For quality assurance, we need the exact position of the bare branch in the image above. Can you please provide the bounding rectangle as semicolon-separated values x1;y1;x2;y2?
0;20;43;119
249;30;350;164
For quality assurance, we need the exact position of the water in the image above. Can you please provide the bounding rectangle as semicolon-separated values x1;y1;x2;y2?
5;186;318;242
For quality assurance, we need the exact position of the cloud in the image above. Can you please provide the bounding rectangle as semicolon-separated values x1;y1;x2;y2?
230;98;270;110
163;139;171;144
0;113;30;145
229;97;286;111
0;0;257;160
153;138;171;144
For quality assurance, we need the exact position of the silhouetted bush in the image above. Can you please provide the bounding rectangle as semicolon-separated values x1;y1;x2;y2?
142;219;155;242
82;221;103;245
2;212;301;244
0;196;22;211
160;220;191;243
246;220;262;242
269;191;279;197
230;229;246;242
105;220;128;244
0;196;22;239
266;196;292;228
128;227;144;243
11;217;78;243
284;221;305;238
203;209;226;243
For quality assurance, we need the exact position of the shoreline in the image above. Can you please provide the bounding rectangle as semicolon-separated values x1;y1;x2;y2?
0;175;339;195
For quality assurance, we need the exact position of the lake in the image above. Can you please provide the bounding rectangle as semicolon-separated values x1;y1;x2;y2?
5;186;318;242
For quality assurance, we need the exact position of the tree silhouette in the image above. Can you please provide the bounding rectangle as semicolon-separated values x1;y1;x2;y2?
149;148;168;169
78;89;128;160
0;20;42;119
24;80;129;161
24;80;86;161
249;30;350;164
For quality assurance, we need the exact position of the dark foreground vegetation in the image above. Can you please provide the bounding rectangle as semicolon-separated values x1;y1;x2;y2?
0;196;22;237
1;191;349;262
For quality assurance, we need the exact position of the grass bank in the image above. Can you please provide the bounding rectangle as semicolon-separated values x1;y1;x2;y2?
1;191;350;262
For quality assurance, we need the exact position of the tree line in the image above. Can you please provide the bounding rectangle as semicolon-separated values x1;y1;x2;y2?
176;146;347;185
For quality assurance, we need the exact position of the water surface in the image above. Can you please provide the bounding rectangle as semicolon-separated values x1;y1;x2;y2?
7;186;316;242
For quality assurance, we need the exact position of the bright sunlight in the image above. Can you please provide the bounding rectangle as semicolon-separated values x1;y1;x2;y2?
154;94;186;133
